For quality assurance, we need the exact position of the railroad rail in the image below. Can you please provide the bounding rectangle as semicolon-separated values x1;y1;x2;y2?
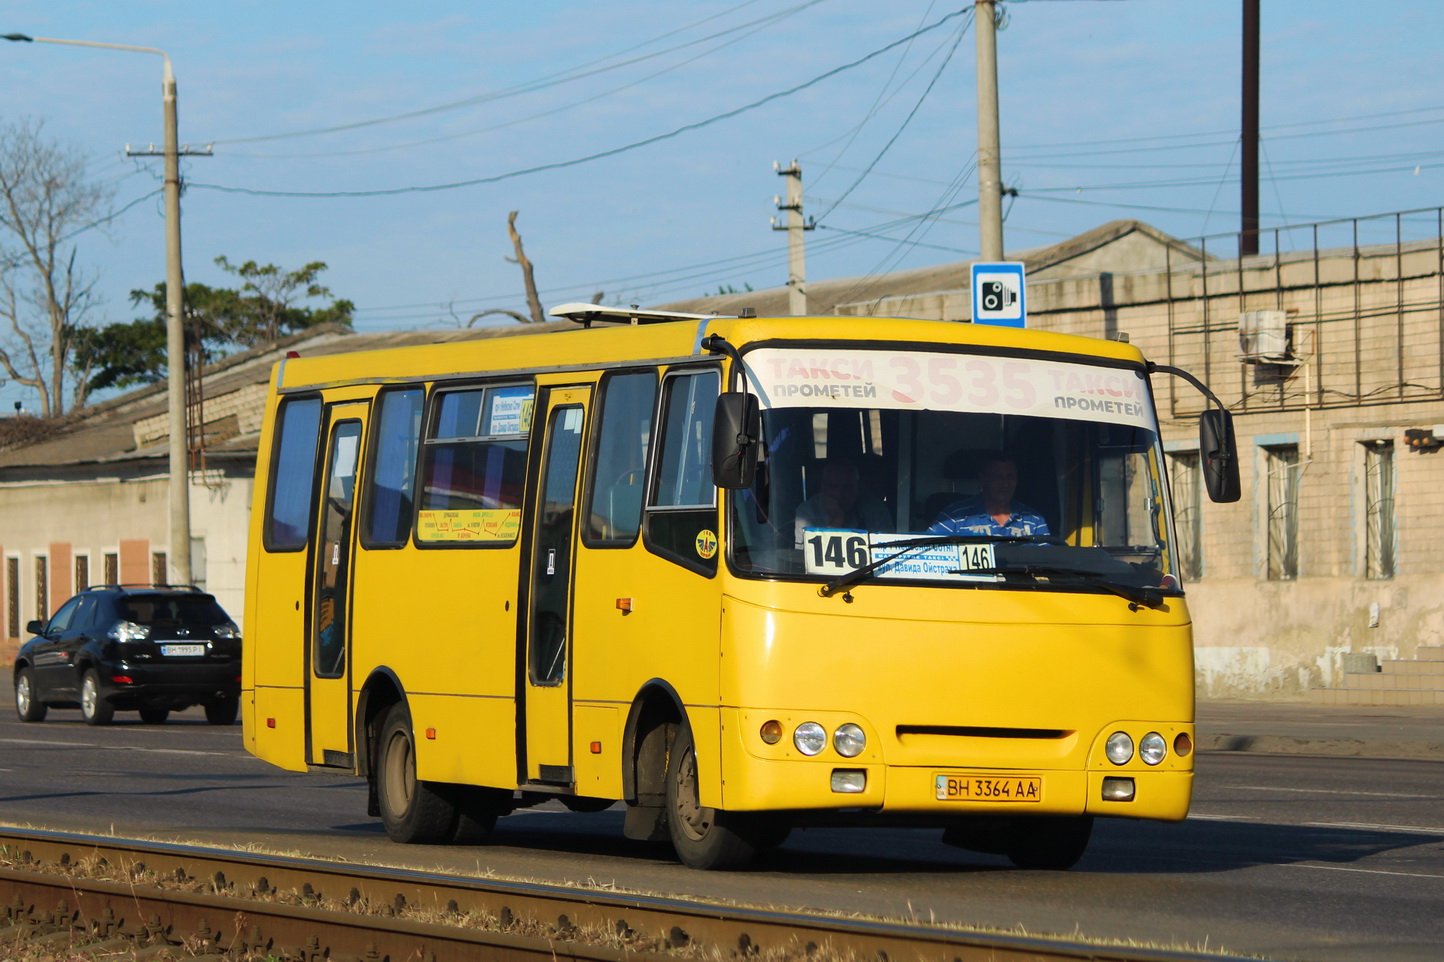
0;827;1251;962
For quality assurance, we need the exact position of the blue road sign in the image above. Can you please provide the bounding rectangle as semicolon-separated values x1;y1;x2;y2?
971;261;1026;327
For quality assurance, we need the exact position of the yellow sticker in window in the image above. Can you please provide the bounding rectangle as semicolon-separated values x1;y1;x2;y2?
695;529;718;559
417;509;521;542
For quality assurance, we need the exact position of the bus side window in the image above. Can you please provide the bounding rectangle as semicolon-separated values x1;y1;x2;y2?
645;368;720;575
363;387;424;547
583;371;657;546
265;396;323;552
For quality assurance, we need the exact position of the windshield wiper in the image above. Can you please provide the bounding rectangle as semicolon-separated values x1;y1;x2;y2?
968;563;1167;611
818;534;1038;598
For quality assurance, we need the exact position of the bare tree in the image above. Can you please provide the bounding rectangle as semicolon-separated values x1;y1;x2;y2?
0;118;113;417
506;211;545;324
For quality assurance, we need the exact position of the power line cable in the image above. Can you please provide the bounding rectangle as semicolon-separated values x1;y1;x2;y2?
206;0;833;146
189;7;971;199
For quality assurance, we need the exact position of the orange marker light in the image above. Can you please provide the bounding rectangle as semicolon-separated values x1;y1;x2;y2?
266;718;276;729
425;728;437;740
589;741;602;754
615;598;633;613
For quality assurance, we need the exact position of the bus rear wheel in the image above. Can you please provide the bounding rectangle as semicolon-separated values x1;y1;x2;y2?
377;702;457;844
665;722;764;870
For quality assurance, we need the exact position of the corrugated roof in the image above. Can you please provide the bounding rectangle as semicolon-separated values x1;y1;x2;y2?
0;321;570;472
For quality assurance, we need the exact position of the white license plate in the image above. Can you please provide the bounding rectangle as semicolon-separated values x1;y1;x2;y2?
160;643;206;657
935;773;1042;802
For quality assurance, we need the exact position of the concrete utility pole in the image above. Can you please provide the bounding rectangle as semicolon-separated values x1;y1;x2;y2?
974;0;1004;261
1240;0;1261;257
4;34;194;583
772;160;813;315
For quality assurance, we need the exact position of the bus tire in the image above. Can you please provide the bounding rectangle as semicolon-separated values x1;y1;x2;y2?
377;702;456;844
665;721;759;870
447;786;506;845
1004;815;1093;870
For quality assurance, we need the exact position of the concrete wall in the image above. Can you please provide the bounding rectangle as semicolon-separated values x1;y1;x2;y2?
0;470;253;665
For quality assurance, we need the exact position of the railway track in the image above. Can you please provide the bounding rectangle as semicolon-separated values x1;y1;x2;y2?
0;827;1251;962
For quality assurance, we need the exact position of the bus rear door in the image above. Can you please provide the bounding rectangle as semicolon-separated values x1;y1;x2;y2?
523;386;589;784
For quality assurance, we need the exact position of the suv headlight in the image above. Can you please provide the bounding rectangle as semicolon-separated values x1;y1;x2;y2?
108;620;150;643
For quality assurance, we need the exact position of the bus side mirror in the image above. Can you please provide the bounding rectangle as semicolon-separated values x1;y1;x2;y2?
712;392;760;489
1200;408;1241;503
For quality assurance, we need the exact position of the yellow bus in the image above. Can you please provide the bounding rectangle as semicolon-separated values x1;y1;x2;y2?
242;305;1238;870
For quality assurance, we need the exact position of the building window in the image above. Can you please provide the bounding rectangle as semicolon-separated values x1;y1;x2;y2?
6;557;19;639
34;556;48;621
1264;444;1300;580
152;552;168;586
103;552;118;585
1363;440;1396;579
1168;451;1203;581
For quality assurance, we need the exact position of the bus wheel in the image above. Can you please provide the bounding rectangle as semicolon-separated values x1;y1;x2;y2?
1005;815;1093;870
377;702;456;844
447;786;506;845
665;722;759;870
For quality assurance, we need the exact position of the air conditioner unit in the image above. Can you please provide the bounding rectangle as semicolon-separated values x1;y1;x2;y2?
1238;310;1292;362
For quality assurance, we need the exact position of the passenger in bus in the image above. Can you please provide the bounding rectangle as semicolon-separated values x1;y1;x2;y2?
793;458;892;547
927;453;1050;538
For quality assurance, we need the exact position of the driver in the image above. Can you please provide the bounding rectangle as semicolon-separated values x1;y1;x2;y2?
927;453;1050;537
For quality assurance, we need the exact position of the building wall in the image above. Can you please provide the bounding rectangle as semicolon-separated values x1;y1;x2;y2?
862;228;1444;698
0;471;253;665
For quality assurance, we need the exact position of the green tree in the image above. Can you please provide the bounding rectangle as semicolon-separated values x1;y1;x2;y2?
72;258;353;396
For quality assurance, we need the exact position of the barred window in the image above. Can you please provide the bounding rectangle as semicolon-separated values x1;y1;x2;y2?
1363;441;1396;579
1264;445;1299;581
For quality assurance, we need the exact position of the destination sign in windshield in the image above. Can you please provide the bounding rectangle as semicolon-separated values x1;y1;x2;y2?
745;349;1154;429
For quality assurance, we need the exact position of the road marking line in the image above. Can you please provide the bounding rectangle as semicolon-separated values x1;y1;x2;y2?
1225;784;1431;799
1295;863;1444;880
1191;813;1444;836
0;738;234;758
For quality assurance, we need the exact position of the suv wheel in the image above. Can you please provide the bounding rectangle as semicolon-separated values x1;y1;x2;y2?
15;668;47;722
80;670;115;726
139;708;170;724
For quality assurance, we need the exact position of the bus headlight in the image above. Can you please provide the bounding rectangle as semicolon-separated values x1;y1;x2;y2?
1105;731;1134;765
1140;732;1167;765
794;722;827;756
833;723;866;758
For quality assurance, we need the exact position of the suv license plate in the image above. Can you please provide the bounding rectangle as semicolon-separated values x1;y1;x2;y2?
935;773;1042;802
160;643;206;657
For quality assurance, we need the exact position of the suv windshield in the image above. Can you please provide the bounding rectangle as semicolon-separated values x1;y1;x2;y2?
728;346;1176;595
119;595;233;628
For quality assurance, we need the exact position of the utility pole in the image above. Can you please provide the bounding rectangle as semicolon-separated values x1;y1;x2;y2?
1240;0;1261;257
128;91;212;585
974;0;1004;261
772;160;814;315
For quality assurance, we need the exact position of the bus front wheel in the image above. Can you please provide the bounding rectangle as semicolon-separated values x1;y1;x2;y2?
1005;815;1093;870
665;722;764;870
377;702;457;844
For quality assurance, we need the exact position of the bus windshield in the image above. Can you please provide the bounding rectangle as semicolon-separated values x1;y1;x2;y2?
728;347;1176;595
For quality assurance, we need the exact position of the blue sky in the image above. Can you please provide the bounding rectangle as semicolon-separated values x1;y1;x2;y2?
3;1;1442;411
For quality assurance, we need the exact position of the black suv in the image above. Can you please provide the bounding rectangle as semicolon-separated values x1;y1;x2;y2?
13;585;242;726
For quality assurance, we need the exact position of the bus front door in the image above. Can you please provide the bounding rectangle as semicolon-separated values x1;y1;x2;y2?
523;387;589;784
307;403;368;768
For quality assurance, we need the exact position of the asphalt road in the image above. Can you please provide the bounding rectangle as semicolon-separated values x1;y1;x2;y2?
2;694;1442;962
